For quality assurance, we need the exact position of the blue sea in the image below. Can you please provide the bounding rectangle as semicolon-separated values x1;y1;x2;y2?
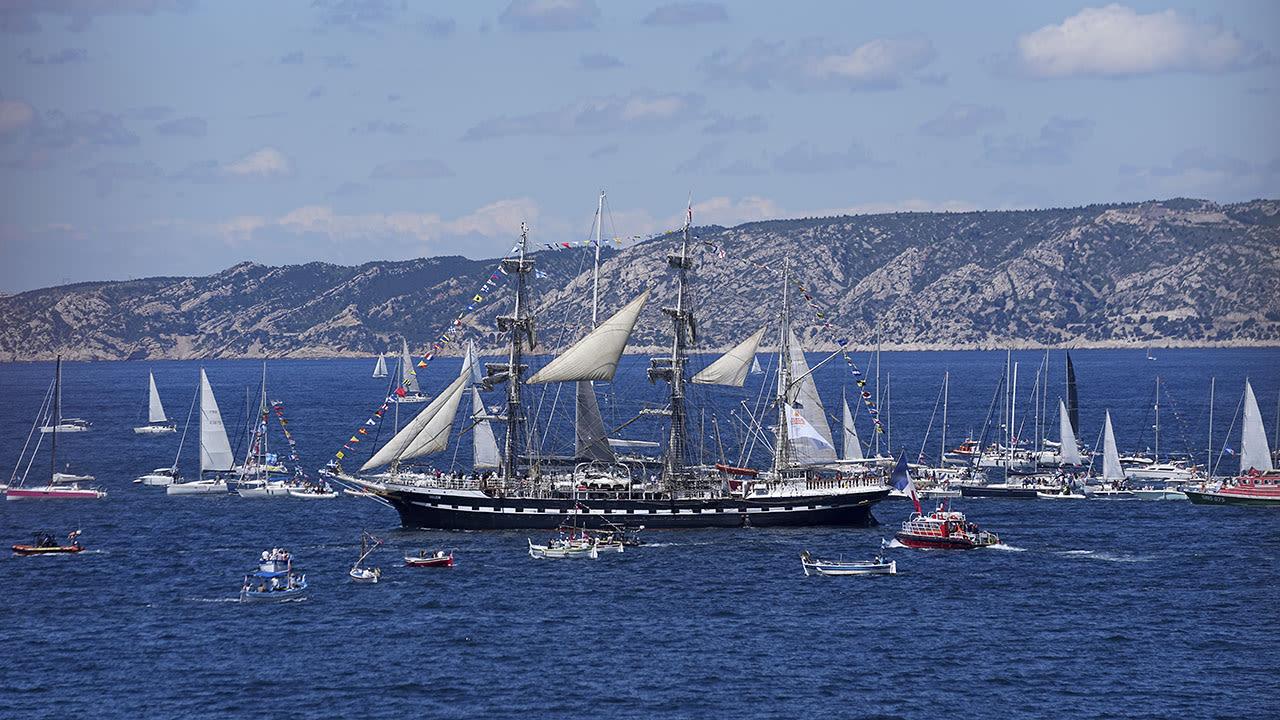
2;349;1278;719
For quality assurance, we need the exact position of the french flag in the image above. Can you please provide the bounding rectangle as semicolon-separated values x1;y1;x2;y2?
890;452;921;514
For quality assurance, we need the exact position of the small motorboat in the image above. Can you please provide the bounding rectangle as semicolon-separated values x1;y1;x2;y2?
240;570;307;602
895;502;1000;550
12;530;84;555
405;550;454;568
1037;486;1089;500
135;466;182;485
258;547;292;573
1133;486;1188;501
39;417;91;433
350;531;382;582
528;536;598;559
800;549;896;576
288;484;339;499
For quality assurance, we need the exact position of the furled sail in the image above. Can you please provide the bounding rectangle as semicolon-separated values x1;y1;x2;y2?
1058;398;1081;465
401;339;421;394
471;387;501;469
1101;410;1123;481
1241;379;1274;473
691;327;767;387
575;380;614;462
360;369;469;471
527;289;652;384
841;391;863;461
199;369;234;473
148;371;167;423
782;328;837;465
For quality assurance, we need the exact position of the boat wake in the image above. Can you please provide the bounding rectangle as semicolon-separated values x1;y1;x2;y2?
1062;549;1151;563
985;542;1025;552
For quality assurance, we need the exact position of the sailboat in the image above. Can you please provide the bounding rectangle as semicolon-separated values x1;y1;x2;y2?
1082;410;1134;499
133;371;177;434
349;530;382;582
396;339;428;403
7;356;106;500
372;353;389;379
166;369;234;495
1185;379;1280;506
336;212;889;529
238;363;293;498
136;383;198;486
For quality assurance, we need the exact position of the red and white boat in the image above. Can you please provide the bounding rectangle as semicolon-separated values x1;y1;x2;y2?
895;503;1000;549
1185;381;1280;507
405;550;454;567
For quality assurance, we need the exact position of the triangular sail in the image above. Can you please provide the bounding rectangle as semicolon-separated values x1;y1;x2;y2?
691;326;767;387
575;381;614;462
148;371;167;423
361;369;469;471
372;355;388;378
401;340;421;394
527;289;651;384
1241;379;1274;473
783;328;836;464
841;391;863;461
750;356;763;375
1058;398;1081;465
464;340;484;386
199;369;234;473
471;387;501;469
1102;410;1123;481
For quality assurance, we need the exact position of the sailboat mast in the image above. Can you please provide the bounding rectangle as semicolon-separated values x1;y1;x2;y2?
497;223;535;483
941;370;949;466
1154;376;1160;458
651;203;694;482
773;262;792;473
593;190;604;326
51;355;60;479
1208;376;1215;476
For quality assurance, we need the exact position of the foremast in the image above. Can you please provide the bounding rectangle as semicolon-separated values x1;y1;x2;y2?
648;205;696;486
773;262;793;474
487;223;536;484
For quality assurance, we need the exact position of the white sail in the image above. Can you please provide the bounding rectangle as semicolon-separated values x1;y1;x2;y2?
1241;379;1274;473
575;381;615;462
527;289;651;384
360;369;469;470
401;340;421;394
199;369;234;473
786;404;835;451
1102;410;1123;481
841;391;863;461
783;328;837;464
691;326;767;387
471;387;501;469
372;355;388;378
148;371;167;423
464;340;484;386
750;356;763;375
1058;398;1081;465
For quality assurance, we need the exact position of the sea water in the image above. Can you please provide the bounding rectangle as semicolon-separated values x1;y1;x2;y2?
1;349;1277;718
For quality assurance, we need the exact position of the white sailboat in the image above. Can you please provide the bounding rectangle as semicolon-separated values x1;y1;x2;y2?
167;369;234;495
37;361;90;433
372;353;389;379
238;363;293;498
134;371;178;435
7;356;105;500
396;339;428;403
1084;410;1134;499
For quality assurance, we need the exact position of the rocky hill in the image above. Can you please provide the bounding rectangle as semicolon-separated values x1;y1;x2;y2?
1;197;1277;361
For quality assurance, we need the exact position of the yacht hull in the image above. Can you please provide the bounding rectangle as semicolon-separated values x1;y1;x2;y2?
378;486;889;530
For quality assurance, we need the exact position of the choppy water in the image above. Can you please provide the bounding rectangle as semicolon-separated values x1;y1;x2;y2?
2;350;1278;718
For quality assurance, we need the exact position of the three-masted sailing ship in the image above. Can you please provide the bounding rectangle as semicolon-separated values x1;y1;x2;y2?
333;210;889;529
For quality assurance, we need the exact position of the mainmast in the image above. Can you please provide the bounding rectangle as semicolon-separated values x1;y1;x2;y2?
649;203;695;484
773;262;792;473
488;223;535;483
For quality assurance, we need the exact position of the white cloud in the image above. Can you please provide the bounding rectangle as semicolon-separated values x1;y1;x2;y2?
499;0;598;32
464;91;704;140
703;33;936;92
222;147;294;179
1015;4;1263;78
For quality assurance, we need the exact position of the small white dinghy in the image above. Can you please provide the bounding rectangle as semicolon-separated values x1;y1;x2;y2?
800;549;896;576
349;530;382;582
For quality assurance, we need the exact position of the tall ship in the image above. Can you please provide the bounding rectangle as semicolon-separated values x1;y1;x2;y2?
332;208;889;529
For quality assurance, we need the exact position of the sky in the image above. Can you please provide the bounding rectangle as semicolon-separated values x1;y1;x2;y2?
0;0;1276;292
